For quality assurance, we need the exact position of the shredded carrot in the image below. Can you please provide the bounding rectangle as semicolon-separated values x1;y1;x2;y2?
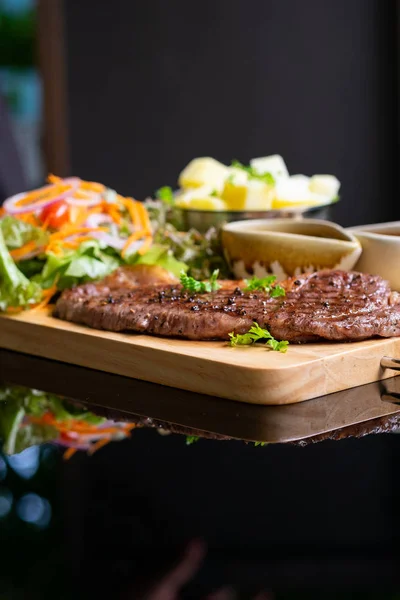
124;423;136;432
68;206;84;226
47;174;63;185
46;243;63;256
31;299;53;313
88;438;112;455
118;196;154;257
49;226;108;241
43;283;58;297
10;240;38;261
48;174;105;194
63;447;78;461
5;306;24;314
0;207;5;218
41;216;51;231
16;183;70;208
80;180;105;193
19;213;40;227
47;227;107;253
62;235;97;249
73;189;95;200
68;205;103;228
120;196;141;228
103;202;122;224
138;235;152;256
30;284;58;311
136;201;152;233
121;230;148;258
27;414;121;435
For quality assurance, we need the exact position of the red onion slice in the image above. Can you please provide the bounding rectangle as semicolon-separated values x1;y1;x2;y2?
91;231;127;250
3;180;81;215
55;440;90;451
123;239;145;256
85;213;113;228
66;179;102;207
67;196;101;208
81;213;126;250
63;177;81;186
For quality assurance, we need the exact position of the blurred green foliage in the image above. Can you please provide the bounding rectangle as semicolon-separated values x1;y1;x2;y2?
0;9;36;68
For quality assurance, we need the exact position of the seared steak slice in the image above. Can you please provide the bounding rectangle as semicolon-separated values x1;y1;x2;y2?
54;267;400;342
101;263;178;289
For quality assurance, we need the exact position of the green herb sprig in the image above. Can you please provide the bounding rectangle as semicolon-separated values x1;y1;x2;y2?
229;322;288;353
244;276;285;297
156;186;175;206
180;269;221;294
186;435;199;445
254;441;267;447
231;160;275;186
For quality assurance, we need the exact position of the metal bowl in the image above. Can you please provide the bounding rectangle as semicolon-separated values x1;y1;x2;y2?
171;202;335;233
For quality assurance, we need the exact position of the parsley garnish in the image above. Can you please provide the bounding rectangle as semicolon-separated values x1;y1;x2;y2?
244;276;285;297
231;159;275;186
180;269;221;293
156;186;175;205
229;322;289;353
210;189;219;197
186;435;199;445
254;441;268;447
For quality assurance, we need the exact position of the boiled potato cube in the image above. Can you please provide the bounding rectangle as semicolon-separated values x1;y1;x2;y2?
309;175;340;198
178;157;229;191
272;175;318;208
175;187;227;210
250;155;289;181
222;179;273;210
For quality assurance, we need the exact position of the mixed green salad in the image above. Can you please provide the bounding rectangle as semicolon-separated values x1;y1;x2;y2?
0;174;231;313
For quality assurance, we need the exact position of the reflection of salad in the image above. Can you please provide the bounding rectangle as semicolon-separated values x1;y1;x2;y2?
0;385;135;458
0;174;230;312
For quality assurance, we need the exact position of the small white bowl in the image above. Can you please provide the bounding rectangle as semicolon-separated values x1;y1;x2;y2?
347;221;400;290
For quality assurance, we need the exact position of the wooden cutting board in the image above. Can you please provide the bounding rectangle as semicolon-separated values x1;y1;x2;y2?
1;308;400;405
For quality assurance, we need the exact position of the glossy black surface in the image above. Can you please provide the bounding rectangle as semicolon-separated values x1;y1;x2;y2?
1;349;400;598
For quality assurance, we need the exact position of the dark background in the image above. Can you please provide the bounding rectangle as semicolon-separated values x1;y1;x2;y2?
65;0;399;227
62;430;400;596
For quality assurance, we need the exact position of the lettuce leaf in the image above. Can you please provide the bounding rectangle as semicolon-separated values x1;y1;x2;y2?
0;401;26;455
17;258;46;279
36;239;121;289
127;243;188;277
0;228;43;310
11;422;58;455
0;215;49;250
34;237;189;289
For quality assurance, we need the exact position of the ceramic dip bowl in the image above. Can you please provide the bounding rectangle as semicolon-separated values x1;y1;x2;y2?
221;218;362;281
347;221;400;290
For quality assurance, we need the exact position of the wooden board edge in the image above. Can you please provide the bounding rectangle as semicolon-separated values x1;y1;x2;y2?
1;314;400;405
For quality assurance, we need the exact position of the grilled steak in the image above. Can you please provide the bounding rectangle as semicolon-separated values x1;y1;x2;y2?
54;266;400;342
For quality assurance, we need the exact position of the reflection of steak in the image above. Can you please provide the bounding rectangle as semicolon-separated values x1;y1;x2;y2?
54;266;400;342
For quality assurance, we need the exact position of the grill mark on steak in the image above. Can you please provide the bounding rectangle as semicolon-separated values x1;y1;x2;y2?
54;267;400;342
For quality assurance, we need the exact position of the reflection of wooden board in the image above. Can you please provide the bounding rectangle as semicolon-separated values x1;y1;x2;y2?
1;308;400;406
2;349;400;444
